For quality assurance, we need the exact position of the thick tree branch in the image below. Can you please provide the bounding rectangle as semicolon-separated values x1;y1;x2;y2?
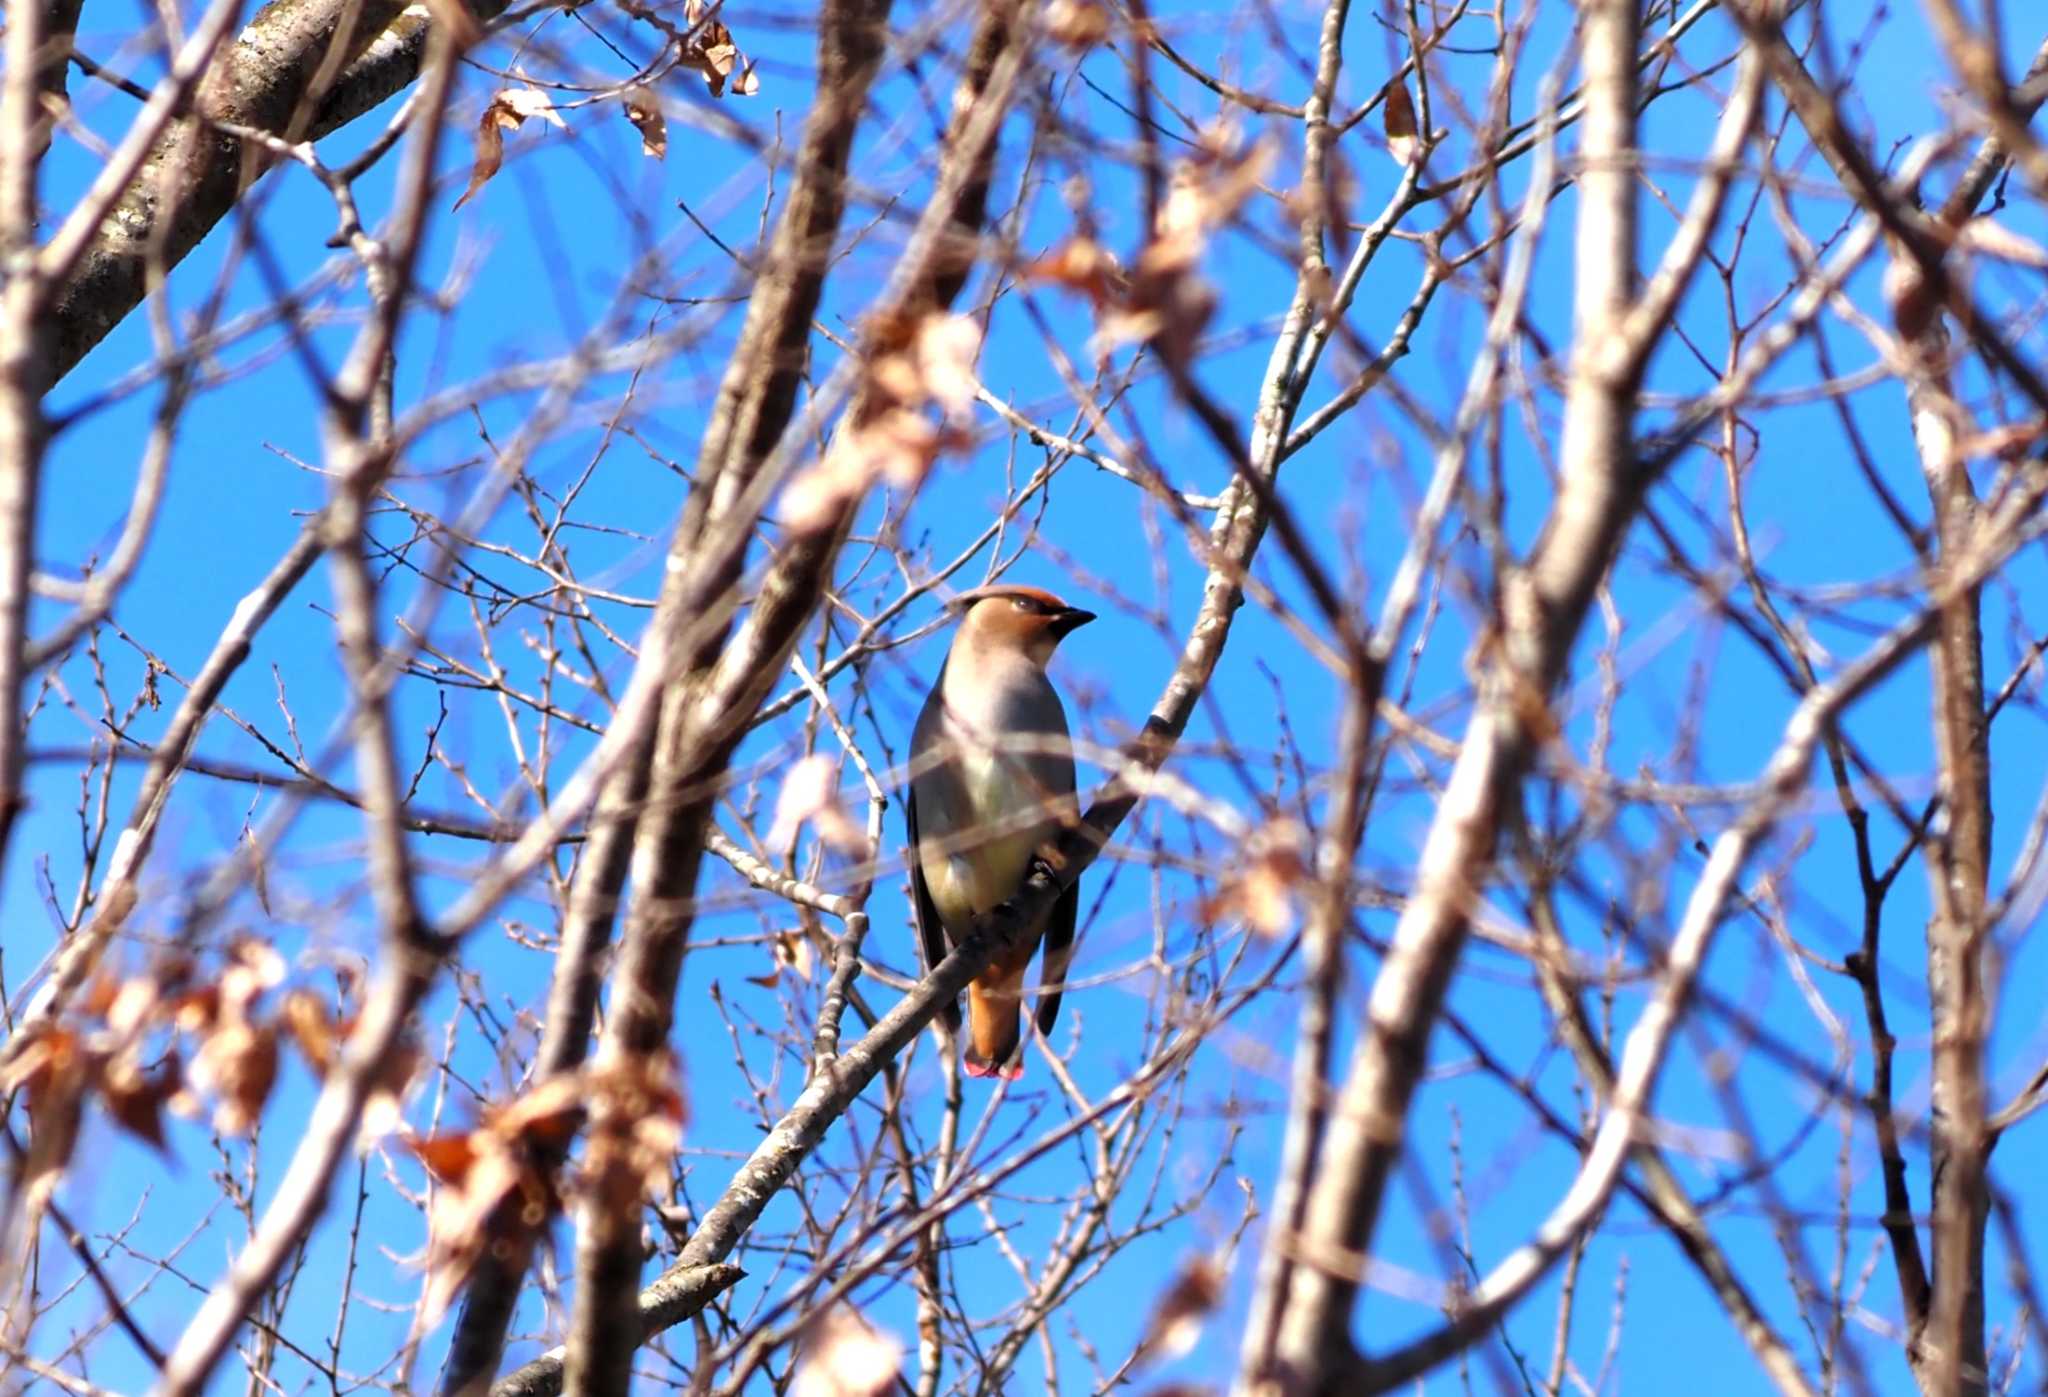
150;34;459;1392
437;2;907;1384
45;0;513;382
0;0;52;904
1345;484;2048;1391
1255;5;1728;1386
1727;16;2048;1389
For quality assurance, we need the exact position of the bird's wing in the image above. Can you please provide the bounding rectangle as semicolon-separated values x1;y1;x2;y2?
1034;876;1079;1040
1034;688;1081;1042
904;777;962;1032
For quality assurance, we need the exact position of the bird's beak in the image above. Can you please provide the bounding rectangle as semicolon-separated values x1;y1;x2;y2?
1050;606;1096;638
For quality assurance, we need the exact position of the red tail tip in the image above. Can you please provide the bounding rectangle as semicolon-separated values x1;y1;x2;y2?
963;1053;1025;1081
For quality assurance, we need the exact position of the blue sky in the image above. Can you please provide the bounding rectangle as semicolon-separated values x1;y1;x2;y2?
14;1;2048;1393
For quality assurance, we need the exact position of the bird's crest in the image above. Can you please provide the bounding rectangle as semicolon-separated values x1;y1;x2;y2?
947;584;1071;614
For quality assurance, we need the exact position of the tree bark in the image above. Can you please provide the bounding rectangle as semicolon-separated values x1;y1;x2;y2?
49;0;506;381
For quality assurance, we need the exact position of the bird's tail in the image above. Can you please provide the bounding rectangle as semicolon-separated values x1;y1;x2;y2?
964;973;1026;1080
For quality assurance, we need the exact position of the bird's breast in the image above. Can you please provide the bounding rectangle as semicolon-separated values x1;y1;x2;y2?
920;729;1068;926
926;831;1039;928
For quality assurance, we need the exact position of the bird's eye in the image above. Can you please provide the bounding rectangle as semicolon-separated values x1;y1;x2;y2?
1013;597;1033;611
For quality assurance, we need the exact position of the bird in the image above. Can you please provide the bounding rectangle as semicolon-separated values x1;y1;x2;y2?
906;583;1094;1079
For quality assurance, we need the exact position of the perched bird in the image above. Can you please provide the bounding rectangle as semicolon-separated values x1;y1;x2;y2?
906;584;1095;1078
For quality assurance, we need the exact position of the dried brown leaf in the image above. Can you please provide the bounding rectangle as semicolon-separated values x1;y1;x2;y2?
578;1051;686;1216
279;989;417;1142
495;85;566;129
453;114;504;211
171;983;223;1032
1087;135;1271;364
1199;820;1310;935
766;753;872;857
406;1076;587;1325
1383;79;1418;166
1;1027;90;1207
860;306;922;355
409;1129;483;1185
1024;236;1124;308
913;314;982;420
79;971;120;1019
455;87;573;210
780;408;960;531
189;1018;278;1135
869;350;925;406
1155;165;1209;249
99;1050;181;1152
281;989;339;1075
794;1308;903;1397
1095;246;1216;366
486;1072;588;1151
1157;132;1274;242
1136;1256;1225;1362
361;1034;423;1143
875;411;964;488
105;976;161;1036
415;1142;555;1326
680;20;757;98
224;937;285;1002
774;930;815;983
779;457;866;533
1043;0;1113;48
622;85;667;159
1322;147;1360;260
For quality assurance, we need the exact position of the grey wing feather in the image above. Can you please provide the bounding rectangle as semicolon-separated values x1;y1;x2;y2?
904;781;962;1032
1034;697;1080;1040
1034;878;1079;1039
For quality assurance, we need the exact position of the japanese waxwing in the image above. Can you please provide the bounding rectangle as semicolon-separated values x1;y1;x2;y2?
906;584;1095;1078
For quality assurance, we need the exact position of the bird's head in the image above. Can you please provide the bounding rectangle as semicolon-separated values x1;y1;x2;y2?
948;585;1096;669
